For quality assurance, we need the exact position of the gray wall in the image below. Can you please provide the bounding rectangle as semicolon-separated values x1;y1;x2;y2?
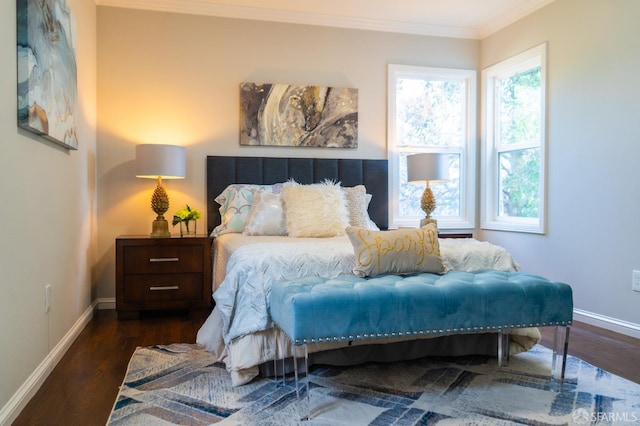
479;0;640;333
0;0;97;420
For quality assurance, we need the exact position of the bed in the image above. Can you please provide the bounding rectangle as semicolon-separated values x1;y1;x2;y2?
196;155;541;386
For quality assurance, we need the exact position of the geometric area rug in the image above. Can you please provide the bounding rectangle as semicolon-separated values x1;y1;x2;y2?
107;343;640;425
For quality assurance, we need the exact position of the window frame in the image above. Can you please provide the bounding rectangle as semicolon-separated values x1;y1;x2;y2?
387;64;477;230
481;43;548;234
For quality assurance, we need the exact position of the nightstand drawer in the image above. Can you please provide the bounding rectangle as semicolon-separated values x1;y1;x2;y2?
123;245;204;274
123;274;203;303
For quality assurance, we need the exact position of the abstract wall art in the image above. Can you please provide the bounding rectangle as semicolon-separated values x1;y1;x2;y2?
240;83;358;148
17;0;78;150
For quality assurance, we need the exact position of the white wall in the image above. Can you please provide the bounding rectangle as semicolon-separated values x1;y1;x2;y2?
479;0;640;332
0;0;97;422
95;7;479;301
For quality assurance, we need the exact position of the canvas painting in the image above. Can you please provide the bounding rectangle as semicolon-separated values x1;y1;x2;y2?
240;83;358;148
17;0;78;150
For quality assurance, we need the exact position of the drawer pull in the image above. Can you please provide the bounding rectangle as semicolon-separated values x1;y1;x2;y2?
149;286;180;291
149;257;179;263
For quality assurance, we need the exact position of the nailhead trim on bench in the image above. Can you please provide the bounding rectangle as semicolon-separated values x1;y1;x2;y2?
294;320;573;345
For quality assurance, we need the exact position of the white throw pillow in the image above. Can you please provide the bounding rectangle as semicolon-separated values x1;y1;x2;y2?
281;181;349;237
242;190;287;236
342;185;379;230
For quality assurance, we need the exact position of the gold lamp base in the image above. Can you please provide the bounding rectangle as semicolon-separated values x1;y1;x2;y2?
420;217;438;228
149;177;171;238
419;184;438;229
150;214;171;238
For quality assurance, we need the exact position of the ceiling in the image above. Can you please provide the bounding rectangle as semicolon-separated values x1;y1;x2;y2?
95;0;555;39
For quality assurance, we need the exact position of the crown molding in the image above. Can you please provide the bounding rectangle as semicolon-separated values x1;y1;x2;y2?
478;0;555;39
95;0;480;39
95;0;554;40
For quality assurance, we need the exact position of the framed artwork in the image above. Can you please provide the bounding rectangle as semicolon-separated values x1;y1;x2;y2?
17;0;78;150
240;83;358;148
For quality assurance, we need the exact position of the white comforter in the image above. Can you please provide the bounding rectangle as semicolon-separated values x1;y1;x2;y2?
196;236;537;386
214;237;356;344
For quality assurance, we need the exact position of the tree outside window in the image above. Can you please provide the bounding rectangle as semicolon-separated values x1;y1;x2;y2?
388;65;476;230
482;43;547;233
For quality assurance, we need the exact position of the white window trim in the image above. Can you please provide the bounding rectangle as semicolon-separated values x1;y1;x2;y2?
481;43;547;234
388;64;476;230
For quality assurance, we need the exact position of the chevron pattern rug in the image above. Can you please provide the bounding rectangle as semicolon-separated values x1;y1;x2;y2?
107;343;640;425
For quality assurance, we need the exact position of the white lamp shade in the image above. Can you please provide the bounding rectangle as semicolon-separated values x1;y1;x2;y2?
406;153;449;183
136;144;186;179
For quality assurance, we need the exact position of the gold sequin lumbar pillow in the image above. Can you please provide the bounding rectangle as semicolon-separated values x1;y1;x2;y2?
345;223;446;277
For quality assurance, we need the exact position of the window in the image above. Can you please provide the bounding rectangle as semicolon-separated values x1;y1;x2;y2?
388;65;476;230
481;43;547;233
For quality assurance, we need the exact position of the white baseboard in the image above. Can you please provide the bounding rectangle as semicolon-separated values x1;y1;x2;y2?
573;308;640;340
96;297;116;310
0;301;97;426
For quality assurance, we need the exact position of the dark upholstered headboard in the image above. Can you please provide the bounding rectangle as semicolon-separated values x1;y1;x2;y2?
206;156;389;234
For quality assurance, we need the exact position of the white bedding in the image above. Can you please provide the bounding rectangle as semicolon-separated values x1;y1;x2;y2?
215;236;355;343
211;234;353;290
197;234;539;386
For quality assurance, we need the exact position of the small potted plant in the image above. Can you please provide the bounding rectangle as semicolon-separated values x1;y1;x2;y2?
172;204;202;237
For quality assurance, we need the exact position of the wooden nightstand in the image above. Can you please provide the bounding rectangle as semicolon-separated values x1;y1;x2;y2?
116;235;213;320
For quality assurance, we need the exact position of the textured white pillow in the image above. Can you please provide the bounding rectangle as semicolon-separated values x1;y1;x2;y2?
281;181;349;237
365;200;380;231
242;190;287;236
342;185;378;230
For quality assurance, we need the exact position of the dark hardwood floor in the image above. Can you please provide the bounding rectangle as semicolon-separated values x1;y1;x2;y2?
539;320;640;384
12;309;210;426
13;310;640;425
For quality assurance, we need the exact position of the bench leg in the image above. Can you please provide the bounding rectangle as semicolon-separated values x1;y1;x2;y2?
271;327;287;388
551;325;571;393
497;330;510;367
293;343;311;420
272;328;279;388
282;356;286;387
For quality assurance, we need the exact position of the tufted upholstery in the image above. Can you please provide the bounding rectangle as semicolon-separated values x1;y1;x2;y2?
269;270;573;345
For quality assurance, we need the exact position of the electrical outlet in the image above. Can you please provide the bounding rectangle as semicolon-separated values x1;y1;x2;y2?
45;284;51;312
633;270;640;292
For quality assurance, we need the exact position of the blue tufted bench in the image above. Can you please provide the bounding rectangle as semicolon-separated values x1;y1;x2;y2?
269;270;573;418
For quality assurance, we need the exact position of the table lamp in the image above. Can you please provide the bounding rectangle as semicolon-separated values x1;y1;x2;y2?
406;153;449;227
136;144;186;237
